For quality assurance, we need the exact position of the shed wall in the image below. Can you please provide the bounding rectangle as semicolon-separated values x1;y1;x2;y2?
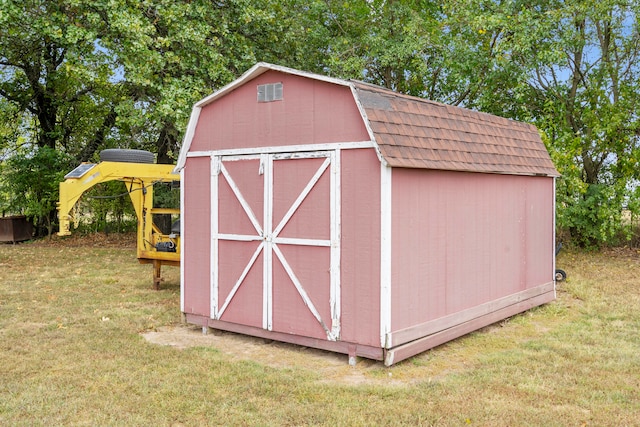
390;169;554;333
181;147;384;348
182;157;211;316
189;70;369;152
339;148;382;347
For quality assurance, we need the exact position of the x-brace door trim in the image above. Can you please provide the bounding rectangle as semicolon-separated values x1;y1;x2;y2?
210;150;341;341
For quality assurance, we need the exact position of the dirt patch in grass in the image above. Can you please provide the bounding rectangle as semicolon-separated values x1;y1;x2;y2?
142;325;351;370
142;324;407;386
141;314;562;388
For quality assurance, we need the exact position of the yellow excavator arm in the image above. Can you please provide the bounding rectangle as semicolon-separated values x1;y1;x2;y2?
57;160;180;289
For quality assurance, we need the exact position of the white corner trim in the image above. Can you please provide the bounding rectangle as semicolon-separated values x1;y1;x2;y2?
174;106;202;171
210;155;220;319
553;177;557;296
180;168;185;313
380;163;392;348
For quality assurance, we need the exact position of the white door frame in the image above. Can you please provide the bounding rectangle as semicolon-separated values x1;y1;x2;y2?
210;150;341;341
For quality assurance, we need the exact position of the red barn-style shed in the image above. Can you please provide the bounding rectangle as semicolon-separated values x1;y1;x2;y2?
175;63;559;365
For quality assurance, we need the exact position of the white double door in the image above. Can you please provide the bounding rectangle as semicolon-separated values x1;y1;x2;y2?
211;150;340;341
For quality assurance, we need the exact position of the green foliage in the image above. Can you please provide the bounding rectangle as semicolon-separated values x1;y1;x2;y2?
0;100;22;152
1;0;639;246
0;145;73;235
77;181;138;234
0;0;118;153
153;182;180;210
292;0;444;96
440;0;640;247
533;0;640;246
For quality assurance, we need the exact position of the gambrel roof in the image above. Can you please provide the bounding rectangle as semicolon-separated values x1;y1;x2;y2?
352;82;559;176
177;62;559;177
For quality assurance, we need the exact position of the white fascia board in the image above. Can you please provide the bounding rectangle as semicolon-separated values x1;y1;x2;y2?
260;62;351;87
174;105;201;172
194;63;269;109
348;84;387;166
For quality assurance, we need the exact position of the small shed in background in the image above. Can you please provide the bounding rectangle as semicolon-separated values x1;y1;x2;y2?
0;215;33;243
175;63;559;365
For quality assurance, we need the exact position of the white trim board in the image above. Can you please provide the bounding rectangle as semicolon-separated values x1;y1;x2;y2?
209;149;342;341
179;168;185;313
184;141;374;161
380;163;392;348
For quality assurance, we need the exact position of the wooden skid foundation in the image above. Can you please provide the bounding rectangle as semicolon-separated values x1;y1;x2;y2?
384;285;556;366
184;314;384;363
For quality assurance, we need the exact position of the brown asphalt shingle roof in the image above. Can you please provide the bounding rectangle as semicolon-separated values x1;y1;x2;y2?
352;82;560;177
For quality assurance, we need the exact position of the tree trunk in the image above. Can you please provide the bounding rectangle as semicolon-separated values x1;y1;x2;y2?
78;107;118;163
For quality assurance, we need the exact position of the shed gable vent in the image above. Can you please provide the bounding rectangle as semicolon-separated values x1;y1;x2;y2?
257;82;283;102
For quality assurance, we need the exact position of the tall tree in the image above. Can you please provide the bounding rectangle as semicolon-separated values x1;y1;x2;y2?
100;0;317;164
0;0;120;157
0;0;120;232
293;0;444;96
484;0;640;246
0;0;318;233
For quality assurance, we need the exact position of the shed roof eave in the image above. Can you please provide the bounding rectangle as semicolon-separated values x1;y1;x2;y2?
174;105;202;172
383;162;560;178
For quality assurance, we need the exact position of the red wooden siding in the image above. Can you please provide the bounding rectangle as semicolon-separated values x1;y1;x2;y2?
339;148;382;347
272;245;331;339
274;157;330;241
271;156;333;339
182;157;211;316
215;157;265;329
190;70;370;152
390;169;554;333
217;240;264;328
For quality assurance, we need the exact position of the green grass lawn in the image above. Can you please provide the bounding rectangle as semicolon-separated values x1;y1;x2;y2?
1;234;638;426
